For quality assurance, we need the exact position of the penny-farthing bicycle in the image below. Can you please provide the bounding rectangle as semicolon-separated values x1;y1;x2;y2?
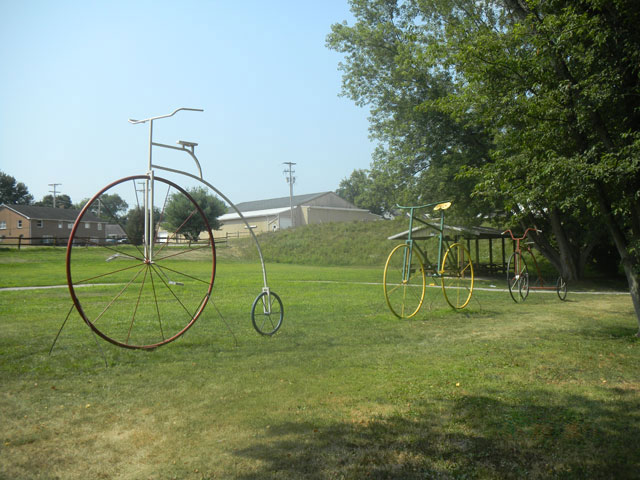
65;108;283;350
383;201;474;318
503;228;568;303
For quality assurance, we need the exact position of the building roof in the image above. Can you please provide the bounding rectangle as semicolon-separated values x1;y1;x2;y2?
0;204;103;223
219;207;290;222
232;192;332;213
388;223;507;241
106;224;127;236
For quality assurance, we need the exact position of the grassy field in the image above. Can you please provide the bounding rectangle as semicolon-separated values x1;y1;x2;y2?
1;245;638;479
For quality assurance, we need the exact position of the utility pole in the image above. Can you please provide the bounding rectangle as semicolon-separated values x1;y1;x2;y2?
48;183;61;208
283;162;296;228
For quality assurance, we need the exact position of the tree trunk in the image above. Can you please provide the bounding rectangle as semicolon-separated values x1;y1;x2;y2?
621;263;640;338
548;208;579;281
596;184;640;336
526;210;580;281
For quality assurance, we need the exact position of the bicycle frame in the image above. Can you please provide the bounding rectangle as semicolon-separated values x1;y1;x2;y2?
503;228;553;290
397;201;450;279
383;200;473;317
129;108;273;301
502;227;567;303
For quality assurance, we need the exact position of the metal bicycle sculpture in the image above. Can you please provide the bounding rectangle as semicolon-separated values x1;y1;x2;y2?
383;201;474;318
503;228;568;303
64;108;283;350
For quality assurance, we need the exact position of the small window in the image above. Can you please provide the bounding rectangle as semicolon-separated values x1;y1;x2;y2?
98;223;103;231
0;221;6;230
58;222;63;229
17;220;22;229
37;220;44;228
68;223;73;229
85;222;90;229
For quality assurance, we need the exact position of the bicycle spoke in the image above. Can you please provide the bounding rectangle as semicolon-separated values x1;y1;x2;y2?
83;239;145;262
102;194;145;258
67;174;216;349
441;243;473;309
153;243;213;262
73;261;146;285
152;183;172;247
383;243;426;318
126;266;149;344
162;208;199;244
90;265;146;326
147;267;165;341
151;263;208;319
256;296;275;331
153;263;212;285
251;291;283;336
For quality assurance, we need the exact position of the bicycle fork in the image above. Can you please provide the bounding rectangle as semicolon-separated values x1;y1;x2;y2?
402;240;414;283
143;171;154;263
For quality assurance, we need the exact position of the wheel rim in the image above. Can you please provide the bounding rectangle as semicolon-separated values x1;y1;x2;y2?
507;252;528;303
383;244;426;318
440;243;474;309
556;276;567;301
252;291;283;335
66;175;216;349
520;271;530;300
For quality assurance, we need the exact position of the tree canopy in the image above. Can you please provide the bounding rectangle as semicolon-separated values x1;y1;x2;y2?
328;0;640;333
163;187;226;242
75;194;128;222
35;194;73;209
0;172;33;205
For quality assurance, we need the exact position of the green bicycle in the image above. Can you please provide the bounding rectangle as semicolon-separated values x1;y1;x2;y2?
383;201;474;318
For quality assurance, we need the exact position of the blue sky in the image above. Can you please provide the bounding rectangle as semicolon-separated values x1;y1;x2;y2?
0;0;373;207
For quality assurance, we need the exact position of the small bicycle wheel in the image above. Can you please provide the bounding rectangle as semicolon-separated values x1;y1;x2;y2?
251;291;283;336
66;175;216;349
556;276;568;301
383;243;426;318
519;269;530;301
506;252;528;303
440;243;474;309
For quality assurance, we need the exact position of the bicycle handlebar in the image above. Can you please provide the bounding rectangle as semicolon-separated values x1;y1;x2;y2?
128;107;204;124
501;227;542;240
396;201;451;210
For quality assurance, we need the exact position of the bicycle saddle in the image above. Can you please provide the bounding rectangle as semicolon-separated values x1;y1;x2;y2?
433;202;451;211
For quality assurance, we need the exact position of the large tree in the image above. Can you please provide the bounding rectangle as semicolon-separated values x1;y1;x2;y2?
125;206;161;246
35;194;73;209
163;187;226;242
436;0;640;332
327;0;494;223
75;194;128;222
328;0;640;334
336;169;387;215
0;171;33;205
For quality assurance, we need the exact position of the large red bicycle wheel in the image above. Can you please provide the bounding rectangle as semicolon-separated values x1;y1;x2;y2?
66;175;216;349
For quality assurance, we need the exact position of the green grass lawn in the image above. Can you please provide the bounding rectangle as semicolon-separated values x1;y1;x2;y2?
1;247;638;479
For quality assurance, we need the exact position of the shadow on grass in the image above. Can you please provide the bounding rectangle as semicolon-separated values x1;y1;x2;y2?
578;324;639;341
233;390;640;479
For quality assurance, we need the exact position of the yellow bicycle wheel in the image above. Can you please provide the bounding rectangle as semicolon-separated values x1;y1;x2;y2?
383;244;426;318
440;243;474;309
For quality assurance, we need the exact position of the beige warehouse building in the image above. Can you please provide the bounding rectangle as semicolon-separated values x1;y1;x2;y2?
217;192;380;236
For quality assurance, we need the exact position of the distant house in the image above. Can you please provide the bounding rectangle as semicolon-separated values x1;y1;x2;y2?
217;192;380;235
0;204;106;245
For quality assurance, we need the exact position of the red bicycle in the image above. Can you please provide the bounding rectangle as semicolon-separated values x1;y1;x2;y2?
502;228;568;303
